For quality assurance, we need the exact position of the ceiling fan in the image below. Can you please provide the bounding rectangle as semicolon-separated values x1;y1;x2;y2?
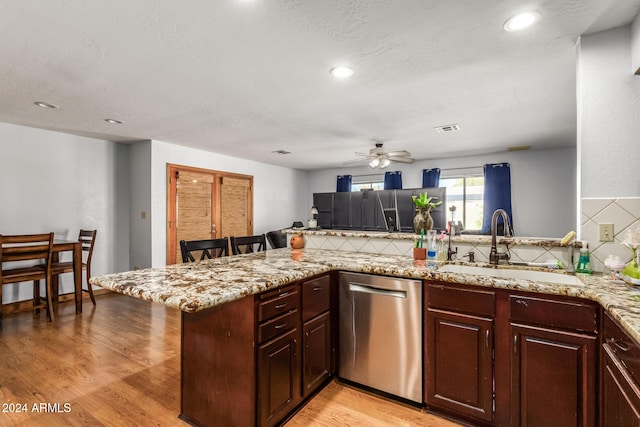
344;143;415;169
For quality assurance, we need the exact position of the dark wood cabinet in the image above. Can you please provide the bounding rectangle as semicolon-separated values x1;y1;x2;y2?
602;344;640;426
258;327;301;427
301;274;334;397
509;295;597;427
302;311;331;396
601;312;640;427
425;283;495;423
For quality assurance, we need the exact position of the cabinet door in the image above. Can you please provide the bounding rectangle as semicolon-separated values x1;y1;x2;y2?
602;343;640;427
302;311;332;397
258;328;301;427
426;309;494;422
510;324;596;427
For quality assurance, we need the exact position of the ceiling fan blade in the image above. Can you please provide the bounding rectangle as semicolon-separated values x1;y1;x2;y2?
343;158;368;164
390;156;415;164
386;150;411;157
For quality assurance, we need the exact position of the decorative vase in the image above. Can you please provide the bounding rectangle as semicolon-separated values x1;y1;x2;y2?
413;208;434;234
290;233;304;249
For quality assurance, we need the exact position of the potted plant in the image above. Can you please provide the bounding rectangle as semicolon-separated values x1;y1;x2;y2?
412;192;442;234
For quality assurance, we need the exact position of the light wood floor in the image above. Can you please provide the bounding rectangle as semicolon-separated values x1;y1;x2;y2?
0;294;462;427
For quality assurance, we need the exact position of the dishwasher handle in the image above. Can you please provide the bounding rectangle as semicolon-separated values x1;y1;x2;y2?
348;282;407;299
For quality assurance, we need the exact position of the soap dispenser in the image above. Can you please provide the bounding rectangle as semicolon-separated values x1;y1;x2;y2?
576;245;592;275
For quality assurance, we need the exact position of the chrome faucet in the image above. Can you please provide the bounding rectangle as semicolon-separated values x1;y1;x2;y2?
489;209;512;265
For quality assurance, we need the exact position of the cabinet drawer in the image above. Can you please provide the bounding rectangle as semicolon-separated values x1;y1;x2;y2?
509;295;597;333
428;283;494;317
258;310;299;343
258;285;299;322
603;313;640;388
302;275;331;321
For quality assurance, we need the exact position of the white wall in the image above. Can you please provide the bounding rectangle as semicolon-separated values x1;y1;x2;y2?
578;25;640;198
0;122;130;303
308;147;577;238
632;13;640;74
128;141;152;269
148;140;309;267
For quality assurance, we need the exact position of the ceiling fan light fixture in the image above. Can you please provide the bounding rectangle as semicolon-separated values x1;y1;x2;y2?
380;158;391;168
369;158;380;168
504;11;540;32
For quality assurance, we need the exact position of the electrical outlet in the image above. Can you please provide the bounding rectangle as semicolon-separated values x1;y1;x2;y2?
599;223;614;242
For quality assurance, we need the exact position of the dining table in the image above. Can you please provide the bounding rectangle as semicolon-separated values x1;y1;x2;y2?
51;240;82;314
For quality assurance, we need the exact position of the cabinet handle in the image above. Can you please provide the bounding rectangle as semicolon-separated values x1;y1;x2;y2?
274;323;287;330
614;340;631;352
513;335;518;354
293;339;297;359
305;331;310;349
485;330;490;349
279;292;290;297
312;287;322;292
275;303;287;310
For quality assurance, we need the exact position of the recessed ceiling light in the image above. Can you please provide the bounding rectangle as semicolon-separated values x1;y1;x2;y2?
105;118;124;124
504;11;540;32
34;101;59;109
330;66;354;78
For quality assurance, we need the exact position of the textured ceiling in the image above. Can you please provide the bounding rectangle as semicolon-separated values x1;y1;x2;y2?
1;0;639;170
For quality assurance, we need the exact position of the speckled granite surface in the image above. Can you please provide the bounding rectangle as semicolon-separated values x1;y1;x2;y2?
284;228;582;247
91;247;640;343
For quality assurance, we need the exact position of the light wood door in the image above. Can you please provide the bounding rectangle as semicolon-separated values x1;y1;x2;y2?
220;176;252;240
175;170;215;263
167;164;253;264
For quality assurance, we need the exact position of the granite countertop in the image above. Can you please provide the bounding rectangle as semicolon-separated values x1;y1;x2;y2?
283;228;582;247
91;247;639;342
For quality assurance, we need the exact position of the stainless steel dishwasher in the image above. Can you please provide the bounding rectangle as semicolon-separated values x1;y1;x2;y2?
339;271;423;403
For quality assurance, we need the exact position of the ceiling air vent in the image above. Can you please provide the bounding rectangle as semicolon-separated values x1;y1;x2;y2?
271;149;291;155
434;124;460;134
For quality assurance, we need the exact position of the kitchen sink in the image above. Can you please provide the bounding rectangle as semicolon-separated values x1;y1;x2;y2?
437;264;585;286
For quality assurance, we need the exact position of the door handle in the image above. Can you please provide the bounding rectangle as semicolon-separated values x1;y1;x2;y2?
211;223;217;237
348;283;407;299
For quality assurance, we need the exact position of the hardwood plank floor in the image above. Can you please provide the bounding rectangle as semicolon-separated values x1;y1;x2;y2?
0;294;462;427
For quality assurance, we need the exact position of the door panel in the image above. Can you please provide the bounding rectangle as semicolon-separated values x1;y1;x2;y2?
511;324;596;427
167;164;253;264
220;176;253;240
175;171;215;263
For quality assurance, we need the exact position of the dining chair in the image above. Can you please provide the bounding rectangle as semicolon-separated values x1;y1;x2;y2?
230;234;267;255
180;237;229;262
49;230;98;305
266;230;288;249
0;233;55;330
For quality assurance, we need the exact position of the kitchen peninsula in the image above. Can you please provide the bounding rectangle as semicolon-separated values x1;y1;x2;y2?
92;248;640;426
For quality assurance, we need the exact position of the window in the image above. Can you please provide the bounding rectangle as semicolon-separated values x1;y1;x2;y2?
351;174;384;192
440;175;484;231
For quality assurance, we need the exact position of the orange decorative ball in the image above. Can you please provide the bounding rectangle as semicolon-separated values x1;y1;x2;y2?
290;233;304;249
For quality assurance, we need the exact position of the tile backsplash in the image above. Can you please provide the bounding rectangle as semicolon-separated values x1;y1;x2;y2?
581;197;640;272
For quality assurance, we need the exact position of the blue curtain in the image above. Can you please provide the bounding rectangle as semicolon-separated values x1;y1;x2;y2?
481;163;513;234
422;168;441;188
383;171;403;190
336;175;352;192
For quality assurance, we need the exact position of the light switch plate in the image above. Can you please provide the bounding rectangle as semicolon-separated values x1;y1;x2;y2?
599;223;614;242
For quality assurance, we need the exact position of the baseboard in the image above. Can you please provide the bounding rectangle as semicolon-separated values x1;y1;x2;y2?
1;289;112;315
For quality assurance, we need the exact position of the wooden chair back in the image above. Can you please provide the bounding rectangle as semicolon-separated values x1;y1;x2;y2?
266;230;288;249
1;233;55;283
180;238;229;262
79;229;97;265
1;233;56;327
230;234;266;255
